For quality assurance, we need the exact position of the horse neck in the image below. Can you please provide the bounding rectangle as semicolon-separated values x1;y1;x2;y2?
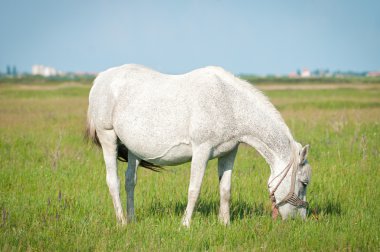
238;101;296;171
245;126;294;167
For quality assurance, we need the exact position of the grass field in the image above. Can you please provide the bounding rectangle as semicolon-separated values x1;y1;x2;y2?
0;80;379;251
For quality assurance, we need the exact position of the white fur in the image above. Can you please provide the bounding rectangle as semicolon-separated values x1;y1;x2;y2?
87;64;311;226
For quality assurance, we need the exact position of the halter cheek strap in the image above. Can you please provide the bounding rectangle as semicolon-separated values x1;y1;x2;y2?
268;149;309;219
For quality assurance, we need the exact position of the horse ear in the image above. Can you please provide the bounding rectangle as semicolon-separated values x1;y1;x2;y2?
299;144;309;164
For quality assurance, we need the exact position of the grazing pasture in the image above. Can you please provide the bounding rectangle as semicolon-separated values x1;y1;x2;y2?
0;79;379;251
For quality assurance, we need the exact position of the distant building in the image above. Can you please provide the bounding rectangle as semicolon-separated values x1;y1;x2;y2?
288;72;299;78
32;65;63;77
301;68;311;78
367;71;380;77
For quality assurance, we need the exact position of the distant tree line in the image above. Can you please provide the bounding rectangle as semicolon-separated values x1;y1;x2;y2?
1;66;379;85
0;73;95;84
241;75;380;84
2;65;18;77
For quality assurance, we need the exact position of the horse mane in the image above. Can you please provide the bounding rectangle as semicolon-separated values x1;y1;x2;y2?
243;82;291;136
218;69;294;141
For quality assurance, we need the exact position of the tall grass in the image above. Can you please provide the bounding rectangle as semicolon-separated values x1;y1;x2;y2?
0;82;379;251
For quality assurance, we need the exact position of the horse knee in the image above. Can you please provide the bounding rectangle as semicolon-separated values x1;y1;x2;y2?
220;185;231;201
106;173;119;187
187;187;201;201
125;174;133;185
125;172;136;190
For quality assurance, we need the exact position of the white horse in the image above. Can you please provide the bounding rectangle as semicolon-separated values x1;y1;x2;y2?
86;64;311;227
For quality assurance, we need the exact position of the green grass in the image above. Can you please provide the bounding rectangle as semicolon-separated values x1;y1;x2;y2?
0;82;379;251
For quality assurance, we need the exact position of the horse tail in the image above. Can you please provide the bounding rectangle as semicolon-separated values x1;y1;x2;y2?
85;111;101;147
85;110;162;172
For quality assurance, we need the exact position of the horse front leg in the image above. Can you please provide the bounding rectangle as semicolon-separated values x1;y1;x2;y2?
97;130;126;225
217;147;238;225
125;152;140;222
182;144;211;228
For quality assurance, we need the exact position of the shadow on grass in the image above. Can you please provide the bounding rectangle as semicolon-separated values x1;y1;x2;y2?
148;199;342;221
308;201;342;218
147;199;269;220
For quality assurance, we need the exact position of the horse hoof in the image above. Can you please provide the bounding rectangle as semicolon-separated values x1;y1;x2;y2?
181;218;191;228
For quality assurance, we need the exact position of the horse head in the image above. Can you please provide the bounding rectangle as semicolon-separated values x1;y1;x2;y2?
271;144;311;220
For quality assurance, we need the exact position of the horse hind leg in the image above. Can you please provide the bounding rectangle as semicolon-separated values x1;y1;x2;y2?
125;152;140;222
218;147;238;225
97;129;126;225
182;144;211;228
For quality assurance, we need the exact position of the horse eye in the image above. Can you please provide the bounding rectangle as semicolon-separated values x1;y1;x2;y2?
301;181;308;187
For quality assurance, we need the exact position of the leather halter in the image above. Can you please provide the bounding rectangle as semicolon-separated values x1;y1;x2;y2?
268;148;309;212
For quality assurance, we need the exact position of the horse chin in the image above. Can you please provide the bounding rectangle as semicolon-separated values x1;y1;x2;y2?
278;204;298;220
278;204;307;220
298;208;307;220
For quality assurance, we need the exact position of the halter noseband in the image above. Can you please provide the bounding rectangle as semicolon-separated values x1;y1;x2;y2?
268;148;309;213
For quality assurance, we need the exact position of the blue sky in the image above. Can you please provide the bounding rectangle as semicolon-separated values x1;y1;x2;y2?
1;0;379;75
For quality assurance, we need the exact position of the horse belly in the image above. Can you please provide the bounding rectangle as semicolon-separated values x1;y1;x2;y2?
114;97;193;165
142;142;193;166
119;130;193;166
